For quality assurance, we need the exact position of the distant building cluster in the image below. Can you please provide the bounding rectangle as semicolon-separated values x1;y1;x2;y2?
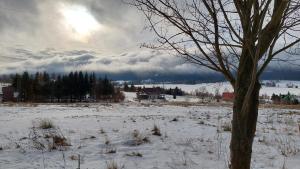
122;83;185;101
261;81;299;88
136;87;166;100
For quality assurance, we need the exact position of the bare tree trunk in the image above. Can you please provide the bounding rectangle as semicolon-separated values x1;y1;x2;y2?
230;55;261;169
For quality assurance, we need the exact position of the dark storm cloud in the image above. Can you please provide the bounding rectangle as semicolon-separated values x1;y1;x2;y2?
67;54;95;65
0;48;97;73
13;48;44;59
126;53;155;64
61;50;96;57
37;62;67;73
3;46;295;76
0;47;205;75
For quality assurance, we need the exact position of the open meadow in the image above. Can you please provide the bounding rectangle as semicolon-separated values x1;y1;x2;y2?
0;101;299;169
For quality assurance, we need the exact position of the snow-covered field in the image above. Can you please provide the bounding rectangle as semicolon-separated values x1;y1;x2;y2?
137;80;300;96
0;102;299;169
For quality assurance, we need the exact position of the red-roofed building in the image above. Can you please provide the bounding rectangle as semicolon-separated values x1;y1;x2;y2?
222;92;235;101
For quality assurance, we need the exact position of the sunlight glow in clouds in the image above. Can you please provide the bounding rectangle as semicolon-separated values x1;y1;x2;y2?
59;3;102;42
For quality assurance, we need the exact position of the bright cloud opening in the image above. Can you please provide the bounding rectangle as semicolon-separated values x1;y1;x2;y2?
59;3;102;42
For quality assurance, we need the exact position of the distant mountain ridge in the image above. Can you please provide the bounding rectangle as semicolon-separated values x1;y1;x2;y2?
0;68;299;84
99;68;300;83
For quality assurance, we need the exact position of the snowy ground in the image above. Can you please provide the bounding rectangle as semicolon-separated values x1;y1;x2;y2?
0;102;299;169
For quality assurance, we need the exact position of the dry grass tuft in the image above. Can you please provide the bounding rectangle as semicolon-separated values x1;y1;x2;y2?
106;161;124;169
125;152;143;157
152;124;161;136
100;128;106;134
198;120;205;125
171;117;178;122
70;155;79;160
38;119;55;129
29;121;71;151
105;146;117;154
104;136;111;145
52;135;71;147
125;130;150;146
222;122;232;132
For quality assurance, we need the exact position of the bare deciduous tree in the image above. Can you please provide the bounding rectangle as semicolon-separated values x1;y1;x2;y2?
129;0;300;169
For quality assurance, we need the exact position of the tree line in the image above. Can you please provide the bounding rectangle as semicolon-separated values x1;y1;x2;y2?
271;93;299;105
11;71;124;102
123;82;185;96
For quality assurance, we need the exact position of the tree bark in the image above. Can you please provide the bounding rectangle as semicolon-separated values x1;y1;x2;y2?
230;58;261;169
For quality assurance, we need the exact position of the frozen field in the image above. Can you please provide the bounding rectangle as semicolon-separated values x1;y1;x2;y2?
0;103;299;169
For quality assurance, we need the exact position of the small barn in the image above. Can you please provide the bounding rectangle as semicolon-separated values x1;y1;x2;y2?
222;92;235;101
265;81;276;87
136;87;165;100
2;86;18;102
0;89;2;102
0;83;11;102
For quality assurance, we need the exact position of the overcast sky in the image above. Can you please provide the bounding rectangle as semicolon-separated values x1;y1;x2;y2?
0;0;298;78
0;0;202;75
